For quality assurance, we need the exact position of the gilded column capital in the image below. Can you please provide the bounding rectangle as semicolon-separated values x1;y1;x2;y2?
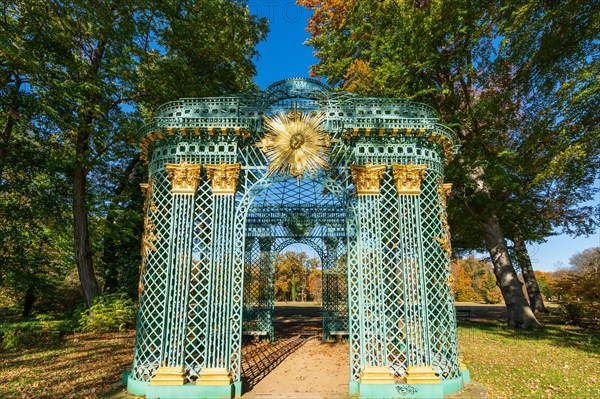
350;163;386;196
205;162;241;195
392;163;428;195
165;161;202;195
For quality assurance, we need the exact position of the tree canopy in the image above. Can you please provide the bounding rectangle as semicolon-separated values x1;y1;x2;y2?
0;0;268;310
299;0;599;327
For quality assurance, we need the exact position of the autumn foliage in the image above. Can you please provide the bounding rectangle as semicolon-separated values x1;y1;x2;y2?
551;248;600;326
274;251;321;302
449;257;502;303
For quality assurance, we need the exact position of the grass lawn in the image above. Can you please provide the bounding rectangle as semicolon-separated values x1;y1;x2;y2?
0;312;598;398
458;317;600;399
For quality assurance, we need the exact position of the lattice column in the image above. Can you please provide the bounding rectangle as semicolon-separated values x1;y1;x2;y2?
393;163;440;385
322;236;337;338
258;236;275;339
151;162;201;386
242;236;257;331
351;164;395;385
426;179;461;380
197;162;241;387
131;178;162;384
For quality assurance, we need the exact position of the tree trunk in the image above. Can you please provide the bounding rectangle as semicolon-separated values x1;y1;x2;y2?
513;232;548;314
0;76;21;179
22;285;36;317
478;214;542;328
0;113;14;179
73;131;99;307
466;166;541;328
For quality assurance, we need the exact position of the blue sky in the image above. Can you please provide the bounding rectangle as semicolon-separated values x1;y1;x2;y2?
250;1;600;272
250;1;317;87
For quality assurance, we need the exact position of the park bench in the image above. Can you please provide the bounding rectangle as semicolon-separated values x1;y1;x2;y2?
242;331;268;342
456;309;471;321
330;330;349;342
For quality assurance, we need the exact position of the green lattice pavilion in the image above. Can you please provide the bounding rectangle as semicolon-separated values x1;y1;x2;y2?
126;78;470;398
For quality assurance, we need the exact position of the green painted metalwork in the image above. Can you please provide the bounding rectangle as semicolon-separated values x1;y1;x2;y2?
128;78;465;398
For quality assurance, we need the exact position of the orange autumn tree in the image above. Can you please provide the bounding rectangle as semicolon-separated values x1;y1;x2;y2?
450;260;479;302
450;257;502;303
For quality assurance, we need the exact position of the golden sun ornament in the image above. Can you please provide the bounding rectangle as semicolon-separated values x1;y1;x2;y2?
257;111;332;180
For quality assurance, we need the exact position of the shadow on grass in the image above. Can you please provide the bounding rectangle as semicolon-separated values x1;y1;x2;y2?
0;337;130;370
458;317;600;355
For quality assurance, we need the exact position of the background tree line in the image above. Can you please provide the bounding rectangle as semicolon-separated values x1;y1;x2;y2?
450;257;502;304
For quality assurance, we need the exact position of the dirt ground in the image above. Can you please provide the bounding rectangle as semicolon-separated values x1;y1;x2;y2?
105;302;497;399
239;302;500;398
241;303;349;398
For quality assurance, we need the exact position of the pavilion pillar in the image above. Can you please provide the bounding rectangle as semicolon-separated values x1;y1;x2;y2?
151;162;202;386
322;236;340;339
197;162;241;392
258;236;276;340
392;163;441;386
350;163;395;386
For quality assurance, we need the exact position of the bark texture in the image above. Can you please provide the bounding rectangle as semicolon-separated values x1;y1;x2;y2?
22;285;36;317
513;233;548;313
0;76;21;179
467;166;541;328
73;130;99;307
478;215;541;328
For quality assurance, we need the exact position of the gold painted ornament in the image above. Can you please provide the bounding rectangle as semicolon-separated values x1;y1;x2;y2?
257;111;331;180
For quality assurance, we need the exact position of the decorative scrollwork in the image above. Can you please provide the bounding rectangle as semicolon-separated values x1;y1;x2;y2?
433;179;453;257
350;163;386;195
139;179;159;295
140;179;158;214
141;216;158;259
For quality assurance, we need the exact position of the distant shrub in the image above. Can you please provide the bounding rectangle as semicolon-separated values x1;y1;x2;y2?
78;293;136;333
557;301;587;326
552;250;600;327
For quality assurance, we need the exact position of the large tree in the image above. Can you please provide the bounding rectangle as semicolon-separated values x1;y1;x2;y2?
299;0;599;327
1;0;268;307
274;251;320;302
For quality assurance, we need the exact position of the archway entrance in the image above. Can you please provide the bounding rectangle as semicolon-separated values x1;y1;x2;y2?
127;78;469;399
242;176;350;343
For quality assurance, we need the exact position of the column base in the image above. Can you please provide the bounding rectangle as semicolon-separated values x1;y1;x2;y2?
149;366;186;386
196;367;232;386
405;365;441;385
353;374;467;398
360;366;395;384
358;382;444;398
147;383;234;399
127;375;235;399
460;359;471;383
